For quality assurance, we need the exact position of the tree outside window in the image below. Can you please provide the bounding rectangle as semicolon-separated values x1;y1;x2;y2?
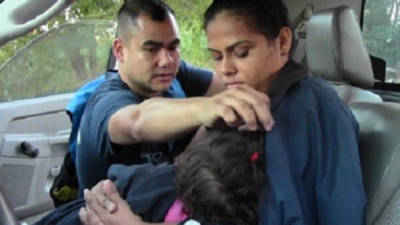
363;0;400;83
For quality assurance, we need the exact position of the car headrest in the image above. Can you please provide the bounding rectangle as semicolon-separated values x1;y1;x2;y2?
306;5;374;88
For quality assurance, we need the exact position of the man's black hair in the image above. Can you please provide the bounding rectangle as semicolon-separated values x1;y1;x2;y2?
117;0;175;40
204;0;292;42
175;127;266;225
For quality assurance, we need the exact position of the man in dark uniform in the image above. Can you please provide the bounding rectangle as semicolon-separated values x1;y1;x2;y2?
76;0;274;193
80;0;366;225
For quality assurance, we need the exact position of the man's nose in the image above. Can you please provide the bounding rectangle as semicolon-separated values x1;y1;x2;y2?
158;49;174;67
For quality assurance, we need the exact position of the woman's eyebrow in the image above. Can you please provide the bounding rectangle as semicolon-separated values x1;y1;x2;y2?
225;40;253;51
208;40;254;53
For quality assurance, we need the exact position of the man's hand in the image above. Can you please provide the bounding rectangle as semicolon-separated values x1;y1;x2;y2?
198;84;274;131
79;180;144;225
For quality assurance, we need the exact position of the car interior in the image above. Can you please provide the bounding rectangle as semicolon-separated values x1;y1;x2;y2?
304;5;400;225
0;0;399;225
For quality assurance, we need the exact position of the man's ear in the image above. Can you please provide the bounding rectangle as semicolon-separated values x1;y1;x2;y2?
278;27;292;57
113;38;125;63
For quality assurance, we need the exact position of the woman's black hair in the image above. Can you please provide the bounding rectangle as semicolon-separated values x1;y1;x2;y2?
204;0;292;41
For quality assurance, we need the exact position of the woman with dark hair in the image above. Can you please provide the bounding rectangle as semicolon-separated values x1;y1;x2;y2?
82;0;365;225
202;0;365;224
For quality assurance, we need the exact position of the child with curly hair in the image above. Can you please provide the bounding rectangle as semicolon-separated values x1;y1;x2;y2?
36;127;266;225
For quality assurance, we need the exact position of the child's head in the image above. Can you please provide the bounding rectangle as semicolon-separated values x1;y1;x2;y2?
175;128;266;225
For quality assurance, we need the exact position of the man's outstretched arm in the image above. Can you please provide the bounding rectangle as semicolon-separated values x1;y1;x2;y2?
109;85;274;145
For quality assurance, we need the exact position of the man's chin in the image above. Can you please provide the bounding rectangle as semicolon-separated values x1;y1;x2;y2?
153;81;174;92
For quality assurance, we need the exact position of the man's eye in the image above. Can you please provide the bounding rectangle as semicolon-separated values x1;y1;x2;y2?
168;45;180;51
235;50;248;58
144;48;158;53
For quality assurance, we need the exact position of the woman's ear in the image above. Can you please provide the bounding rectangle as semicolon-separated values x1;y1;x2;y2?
113;38;125;63
278;27;292;57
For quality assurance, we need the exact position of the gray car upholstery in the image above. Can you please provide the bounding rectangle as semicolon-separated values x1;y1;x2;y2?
307;5;400;225
0;0;75;46
306;5;382;103
333;84;382;104
350;102;400;225
0;185;18;225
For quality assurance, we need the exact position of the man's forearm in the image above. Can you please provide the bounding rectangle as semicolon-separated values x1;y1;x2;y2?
109;86;274;145
130;97;209;141
109;97;208;144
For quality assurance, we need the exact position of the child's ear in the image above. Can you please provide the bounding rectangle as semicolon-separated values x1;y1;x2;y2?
278;27;292;57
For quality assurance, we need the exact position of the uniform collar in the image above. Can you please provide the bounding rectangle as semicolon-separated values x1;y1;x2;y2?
268;60;308;109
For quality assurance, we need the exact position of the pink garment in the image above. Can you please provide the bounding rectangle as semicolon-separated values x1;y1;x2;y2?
164;198;188;222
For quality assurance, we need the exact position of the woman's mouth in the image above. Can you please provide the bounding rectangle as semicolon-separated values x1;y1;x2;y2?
226;82;244;88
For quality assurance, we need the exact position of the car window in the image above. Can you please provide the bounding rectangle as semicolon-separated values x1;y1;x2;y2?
362;0;400;83
0;20;115;102
0;0;212;103
0;0;123;103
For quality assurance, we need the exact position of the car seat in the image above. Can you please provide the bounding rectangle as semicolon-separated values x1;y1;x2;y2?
307;5;400;225
306;5;382;104
350;102;400;225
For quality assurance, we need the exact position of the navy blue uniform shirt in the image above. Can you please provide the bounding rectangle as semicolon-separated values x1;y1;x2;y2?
38;60;365;225
257;60;366;225
76;60;213;192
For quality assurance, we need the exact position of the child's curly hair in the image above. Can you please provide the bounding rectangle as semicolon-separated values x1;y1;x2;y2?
175;127;266;225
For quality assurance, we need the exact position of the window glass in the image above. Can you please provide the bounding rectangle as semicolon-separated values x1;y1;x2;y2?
0;20;115;102
0;0;122;102
164;0;212;69
0;0;211;102
363;0;400;83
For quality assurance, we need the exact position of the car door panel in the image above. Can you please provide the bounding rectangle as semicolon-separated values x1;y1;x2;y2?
0;93;72;220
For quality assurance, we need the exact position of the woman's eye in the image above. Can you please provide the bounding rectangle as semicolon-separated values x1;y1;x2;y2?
213;56;222;61
210;52;222;61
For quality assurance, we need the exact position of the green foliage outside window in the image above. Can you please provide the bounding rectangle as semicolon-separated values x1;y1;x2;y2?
0;0;212;102
165;0;213;69
362;0;400;82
